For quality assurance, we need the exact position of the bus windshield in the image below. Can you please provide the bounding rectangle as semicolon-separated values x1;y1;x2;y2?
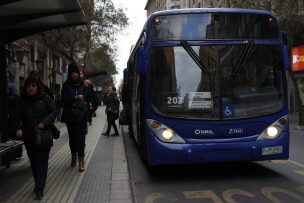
149;13;279;40
150;44;285;120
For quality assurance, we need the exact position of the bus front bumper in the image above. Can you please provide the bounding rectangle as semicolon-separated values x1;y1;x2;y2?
146;131;289;165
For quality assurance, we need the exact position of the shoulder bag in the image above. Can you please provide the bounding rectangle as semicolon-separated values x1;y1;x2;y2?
28;103;54;149
34;127;53;149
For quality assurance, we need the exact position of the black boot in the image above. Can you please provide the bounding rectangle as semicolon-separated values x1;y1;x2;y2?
79;157;84;172
71;154;77;167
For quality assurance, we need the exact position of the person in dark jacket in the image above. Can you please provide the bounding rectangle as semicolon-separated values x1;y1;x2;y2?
80;69;98;125
61;63;89;172
16;77;57;200
27;70;54;99
102;85;119;136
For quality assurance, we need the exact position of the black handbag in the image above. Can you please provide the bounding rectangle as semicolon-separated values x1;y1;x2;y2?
70;101;88;123
35;128;53;149
52;124;60;139
119;109;129;125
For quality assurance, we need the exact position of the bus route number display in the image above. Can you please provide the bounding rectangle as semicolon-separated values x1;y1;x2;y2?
162;92;213;111
163;93;184;110
188;92;213;110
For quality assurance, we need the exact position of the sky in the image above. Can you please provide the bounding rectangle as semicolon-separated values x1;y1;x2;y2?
111;0;147;86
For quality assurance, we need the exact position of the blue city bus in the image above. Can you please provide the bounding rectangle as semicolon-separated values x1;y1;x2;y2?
123;8;290;165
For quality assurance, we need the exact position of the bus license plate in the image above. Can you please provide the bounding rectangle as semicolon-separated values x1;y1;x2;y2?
262;146;283;155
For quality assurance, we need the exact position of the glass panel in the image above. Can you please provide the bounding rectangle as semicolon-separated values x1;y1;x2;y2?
150;13;279;40
150;46;220;120
220;44;285;119
150;45;285;120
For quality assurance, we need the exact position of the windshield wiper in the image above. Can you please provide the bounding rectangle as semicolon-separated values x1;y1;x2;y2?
180;40;210;74
232;40;253;75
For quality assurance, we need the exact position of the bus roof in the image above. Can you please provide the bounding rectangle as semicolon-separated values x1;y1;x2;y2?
147;8;277;22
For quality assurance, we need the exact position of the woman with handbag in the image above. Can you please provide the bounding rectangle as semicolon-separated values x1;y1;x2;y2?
102;85;120;136
61;63;89;172
16;77;57;200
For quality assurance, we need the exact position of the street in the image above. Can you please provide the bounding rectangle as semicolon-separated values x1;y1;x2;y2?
123;127;304;203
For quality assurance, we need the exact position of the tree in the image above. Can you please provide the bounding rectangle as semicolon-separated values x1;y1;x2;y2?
36;0;128;62
84;45;117;89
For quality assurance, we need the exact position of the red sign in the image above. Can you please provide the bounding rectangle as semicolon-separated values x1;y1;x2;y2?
292;46;304;72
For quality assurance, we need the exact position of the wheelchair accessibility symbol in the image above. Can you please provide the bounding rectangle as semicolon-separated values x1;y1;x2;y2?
223;105;234;117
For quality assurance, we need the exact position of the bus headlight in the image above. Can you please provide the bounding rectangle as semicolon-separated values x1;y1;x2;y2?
161;129;174;141
147;119;185;143
257;116;288;140
266;126;279;137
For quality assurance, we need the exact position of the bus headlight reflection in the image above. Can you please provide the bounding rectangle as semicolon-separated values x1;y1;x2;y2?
266;126;278;137
257;116;287;140
147;119;185;143
161;129;174;141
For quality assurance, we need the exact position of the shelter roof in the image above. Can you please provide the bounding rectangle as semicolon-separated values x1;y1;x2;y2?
0;0;86;43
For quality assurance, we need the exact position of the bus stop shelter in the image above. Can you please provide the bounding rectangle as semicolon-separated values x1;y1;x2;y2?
0;0;86;160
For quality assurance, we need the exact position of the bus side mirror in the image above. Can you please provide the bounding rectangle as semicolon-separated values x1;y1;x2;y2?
136;45;146;75
283;45;290;71
282;32;290;70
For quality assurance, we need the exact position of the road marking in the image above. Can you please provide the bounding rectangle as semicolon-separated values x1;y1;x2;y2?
295;169;304;176
271;160;288;164
288;159;304;168
144;193;178;203
223;189;254;203
297;185;304;193
261;187;304;203
183;190;223;203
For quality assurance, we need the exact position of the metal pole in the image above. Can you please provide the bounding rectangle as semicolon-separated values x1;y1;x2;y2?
0;41;8;142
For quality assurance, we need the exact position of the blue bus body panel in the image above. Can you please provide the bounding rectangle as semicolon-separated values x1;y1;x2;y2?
146;127;289;165
145;106;289;165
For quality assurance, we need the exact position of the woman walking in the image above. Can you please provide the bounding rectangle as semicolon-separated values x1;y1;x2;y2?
61;63;89;172
16;77;57;200
102;85;119;136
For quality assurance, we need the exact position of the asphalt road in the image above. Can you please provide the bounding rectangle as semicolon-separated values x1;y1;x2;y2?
123;127;304;203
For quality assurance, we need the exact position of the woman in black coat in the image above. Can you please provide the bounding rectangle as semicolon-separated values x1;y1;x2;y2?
102;85;119;136
61;63;89;172
16;77;57;200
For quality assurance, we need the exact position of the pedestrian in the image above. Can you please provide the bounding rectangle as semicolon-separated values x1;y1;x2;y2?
102;85;119;137
27;70;54;99
120;83;133;137
80;68;98;125
60;63;89;172
15;77;57;200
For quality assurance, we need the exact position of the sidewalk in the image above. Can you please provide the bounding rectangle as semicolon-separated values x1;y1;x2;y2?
0;106;133;203
289;113;304;132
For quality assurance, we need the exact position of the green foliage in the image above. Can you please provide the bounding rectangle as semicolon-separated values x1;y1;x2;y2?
91;0;128;51
84;45;117;90
36;0;128;62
